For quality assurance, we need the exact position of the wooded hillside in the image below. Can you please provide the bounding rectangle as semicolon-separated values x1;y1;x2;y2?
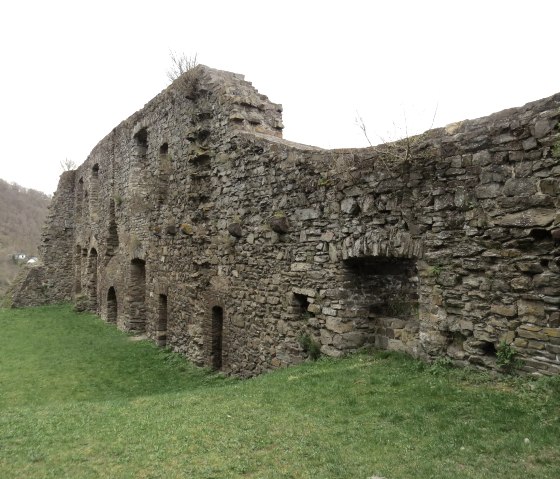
0;179;50;296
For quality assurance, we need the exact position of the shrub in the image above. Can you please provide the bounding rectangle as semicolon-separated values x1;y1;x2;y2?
429;356;453;375
496;341;523;373
298;333;321;360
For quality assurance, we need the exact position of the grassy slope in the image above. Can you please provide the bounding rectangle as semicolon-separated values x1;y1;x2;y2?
0;306;559;479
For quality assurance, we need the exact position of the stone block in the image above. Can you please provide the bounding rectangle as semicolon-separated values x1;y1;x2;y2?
503;178;536;197
227;222;243;238
320;345;344;357
517;299;545;319
290;262;311;272
518;329;547;341
490;303;517;317
340;197;359;215
522;137;538;150
475;183;501;199
472;150;492;166
321;307;337;317
270;216;289;234
539;178;560;195
292;287;316;298
515;262;544;274
231;315;245;327
532;118;556;138
325;317;352;334
295;208;320;221
307;303;322;314
543;328;560;338
497;209;556;227
335;331;366;349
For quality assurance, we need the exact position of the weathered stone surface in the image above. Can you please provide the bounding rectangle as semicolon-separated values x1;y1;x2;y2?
270;216;289;234
490;303;517;317
517;300;545;319
295;209;320;221
340;197;359;215
227;223;243;238
503;178;536;197
475;183;501;199
532;118;557;138
497;209;556;227
10;65;560;377
325;317;353;334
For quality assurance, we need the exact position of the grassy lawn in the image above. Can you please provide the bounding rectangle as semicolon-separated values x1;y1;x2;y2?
0;305;559;479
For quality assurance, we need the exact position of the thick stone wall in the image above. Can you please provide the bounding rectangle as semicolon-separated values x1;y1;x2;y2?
12;65;560;376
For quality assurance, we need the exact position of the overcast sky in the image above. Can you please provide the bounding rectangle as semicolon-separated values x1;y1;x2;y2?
1;0;559;195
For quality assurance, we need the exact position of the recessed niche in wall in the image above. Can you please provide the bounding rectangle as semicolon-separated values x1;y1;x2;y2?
90;164;100;213
292;293;314;318
74;245;82;294
106;199;119;256
157;294;168;347
87;248;98;310
158;143;171;203
76;178;84;218
133;128;148;157
128;258;146;331
480;341;497;357
107;287;117;323
211;306;224;370
341;255;419;351
344;256;418;319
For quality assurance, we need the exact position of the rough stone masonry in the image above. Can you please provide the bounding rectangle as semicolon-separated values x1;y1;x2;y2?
11;65;560;376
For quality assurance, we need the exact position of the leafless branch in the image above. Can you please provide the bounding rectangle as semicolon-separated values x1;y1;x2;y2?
167;51;198;82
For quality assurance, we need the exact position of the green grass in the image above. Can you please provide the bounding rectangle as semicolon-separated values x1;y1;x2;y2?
1;305;559;478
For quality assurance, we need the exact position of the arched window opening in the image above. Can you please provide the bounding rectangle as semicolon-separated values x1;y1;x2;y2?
107;287;117;323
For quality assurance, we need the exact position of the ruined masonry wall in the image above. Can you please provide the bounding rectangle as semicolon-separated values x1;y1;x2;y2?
12;65;560;376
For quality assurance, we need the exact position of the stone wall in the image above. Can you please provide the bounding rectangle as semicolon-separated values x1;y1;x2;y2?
11;65;560;376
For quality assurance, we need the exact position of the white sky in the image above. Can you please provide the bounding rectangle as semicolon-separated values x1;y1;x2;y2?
1;0;559;195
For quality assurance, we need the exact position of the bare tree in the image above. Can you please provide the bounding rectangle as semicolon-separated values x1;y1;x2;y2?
60;158;76;171
355;105;438;171
167;51;198;82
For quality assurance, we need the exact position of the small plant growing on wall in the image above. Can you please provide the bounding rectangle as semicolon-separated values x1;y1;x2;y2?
429;265;442;277
496;341;523;373
552;140;560;159
298;333;321;360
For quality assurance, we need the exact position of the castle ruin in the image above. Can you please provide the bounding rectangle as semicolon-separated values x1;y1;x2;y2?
12;66;560;376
